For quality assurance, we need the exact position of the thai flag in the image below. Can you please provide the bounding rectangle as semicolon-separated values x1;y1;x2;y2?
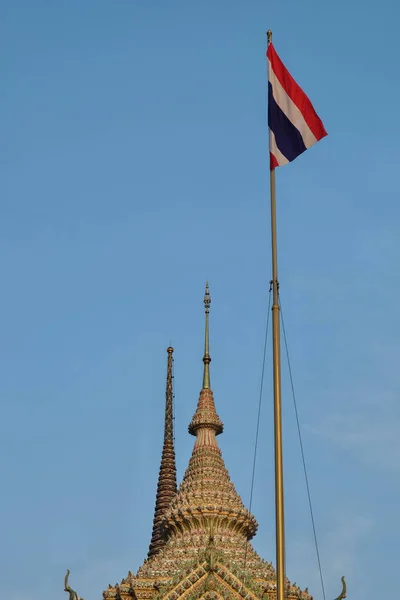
267;42;327;170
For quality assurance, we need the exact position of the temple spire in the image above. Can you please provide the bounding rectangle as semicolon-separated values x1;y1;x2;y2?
165;287;258;547
202;282;211;389
188;284;223;440
148;347;177;558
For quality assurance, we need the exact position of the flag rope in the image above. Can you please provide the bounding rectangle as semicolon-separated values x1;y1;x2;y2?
242;284;272;580
279;296;327;600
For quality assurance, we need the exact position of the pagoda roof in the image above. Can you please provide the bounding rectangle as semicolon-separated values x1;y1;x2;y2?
102;285;312;600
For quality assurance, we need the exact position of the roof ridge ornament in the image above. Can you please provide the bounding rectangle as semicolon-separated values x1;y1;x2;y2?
64;570;83;600
334;577;347;600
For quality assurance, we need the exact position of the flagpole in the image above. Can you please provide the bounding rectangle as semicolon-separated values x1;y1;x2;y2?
267;29;286;600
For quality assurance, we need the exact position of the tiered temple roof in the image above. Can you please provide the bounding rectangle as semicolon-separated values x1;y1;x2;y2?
103;285;312;600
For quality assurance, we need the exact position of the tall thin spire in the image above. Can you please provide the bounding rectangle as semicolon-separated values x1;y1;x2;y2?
202;282;211;389
189;283;222;440
148;347;177;558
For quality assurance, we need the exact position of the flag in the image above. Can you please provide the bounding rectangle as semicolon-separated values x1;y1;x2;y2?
267;42;327;170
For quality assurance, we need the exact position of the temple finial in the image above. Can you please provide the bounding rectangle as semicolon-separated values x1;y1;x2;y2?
202;282;211;389
148;347;177;558
165;346;174;441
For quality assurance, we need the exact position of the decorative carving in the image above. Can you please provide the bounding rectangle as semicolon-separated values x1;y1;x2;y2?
334;577;346;600
205;536;216;572
64;570;83;600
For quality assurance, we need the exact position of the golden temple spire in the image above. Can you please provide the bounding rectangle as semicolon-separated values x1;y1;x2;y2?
162;287;258;548
202;282;211;389
148;347;177;558
188;283;222;438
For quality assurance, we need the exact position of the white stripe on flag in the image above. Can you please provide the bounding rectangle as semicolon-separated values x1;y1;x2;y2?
269;130;289;166
268;59;317;149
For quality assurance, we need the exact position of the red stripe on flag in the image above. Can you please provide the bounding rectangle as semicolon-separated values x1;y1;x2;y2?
267;43;327;142
270;152;279;171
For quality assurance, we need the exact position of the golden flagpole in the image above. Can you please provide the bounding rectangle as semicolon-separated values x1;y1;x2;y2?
267;28;286;600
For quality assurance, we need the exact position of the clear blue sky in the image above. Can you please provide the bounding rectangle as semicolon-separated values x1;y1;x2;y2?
2;2;399;600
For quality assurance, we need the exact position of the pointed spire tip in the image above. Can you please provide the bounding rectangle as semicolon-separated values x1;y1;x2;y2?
204;282;211;314
202;282;211;389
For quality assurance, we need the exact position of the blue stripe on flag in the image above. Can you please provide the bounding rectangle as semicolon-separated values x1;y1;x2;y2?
268;82;307;162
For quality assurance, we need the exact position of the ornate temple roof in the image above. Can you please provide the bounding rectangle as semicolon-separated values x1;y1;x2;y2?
103;285;312;600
